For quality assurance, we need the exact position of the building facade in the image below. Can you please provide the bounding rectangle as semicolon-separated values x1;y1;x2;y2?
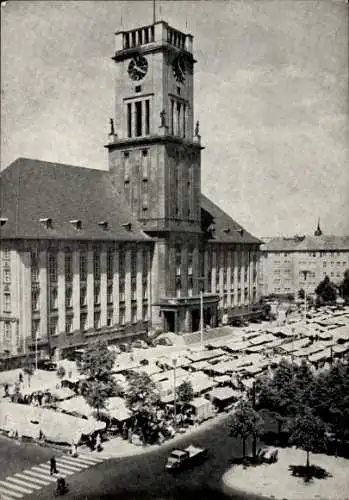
260;224;349;298
0;20;261;358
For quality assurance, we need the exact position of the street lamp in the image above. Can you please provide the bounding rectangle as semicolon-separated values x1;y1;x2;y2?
35;332;38;371
173;357;177;427
194;276;206;351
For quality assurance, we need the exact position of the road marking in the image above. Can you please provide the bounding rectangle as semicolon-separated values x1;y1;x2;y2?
0;481;28;498
77;453;104;463
60;455;97;467
37;463;76;475
55;459;84;471
5;476;41;491
29;467;60;481
0;485;24;499
14;473;49;486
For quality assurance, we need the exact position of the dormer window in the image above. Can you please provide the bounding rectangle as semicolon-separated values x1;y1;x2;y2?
223;227;231;234
236;228;244;237
122;222;132;232
40;217;52;229
98;221;109;231
70;219;82;230
0;217;8;226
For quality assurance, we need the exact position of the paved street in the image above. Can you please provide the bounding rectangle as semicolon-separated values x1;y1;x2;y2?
24;414;255;500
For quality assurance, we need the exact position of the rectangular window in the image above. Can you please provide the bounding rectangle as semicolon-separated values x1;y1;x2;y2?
183;103;186;138
188;276;193;297
94;311;101;330
131;250;137;277
142;150;149;179
131;306;137;324
80;252;87;281
107;308;113;327
176;102;181;136
3;248;10;261
142;249;148;277
50;287;58;310
31;290;39;312
65;253;73;282
94;284;100;305
145;100;150;135
176;277;181;298
80;313;87;332
4;293;11;312
80;286;87;307
48;254;57;283
119;280;125;302
135;100;142;137
119;251;125;279
127;103;132;138
31;252;39;283
131;279;137;301
65;287;72;309
142;305;148;322
107;284;113;304
93;251;101;280
142;278;148;299
187;248;193;276
3;321;11;344
65;316;73;335
170;99;174;134
119;308;125;326
107;250;113;280
49;317;58;336
175;246;181;276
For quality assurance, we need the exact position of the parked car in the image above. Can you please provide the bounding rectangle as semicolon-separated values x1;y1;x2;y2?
132;339;148;349
37;360;57;371
119;343;132;353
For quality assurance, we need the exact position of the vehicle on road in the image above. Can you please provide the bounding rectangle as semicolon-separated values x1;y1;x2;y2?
165;444;208;472
119;342;133;353
132;339;148;349
37;359;57;371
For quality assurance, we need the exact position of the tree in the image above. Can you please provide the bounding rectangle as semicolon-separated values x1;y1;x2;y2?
176;380;194;407
56;365;66;381
22;357;35;387
339;269;349;304
256;359;297;435
315;275;337;305
288;407;327;468
80;380;109;420
229;400;264;459
78;341;117;417
78;341;116;385
292;359;315;409
125;372;161;444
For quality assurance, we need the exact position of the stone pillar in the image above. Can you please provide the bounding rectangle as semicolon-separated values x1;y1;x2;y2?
125;247;132;323
136;247;143;321
72;247;80;331
150;239;167;329
203;248;209;293
146;247;152;323
100;249;107;327
219;247;224;310
57;250;65;334
112;248;120;325
86;248;94;328
181;244;188;296
227;249;232;309
233;249;239;306
184;309;192;333
193;245;199;295
211;248;217;295
39;249;48;339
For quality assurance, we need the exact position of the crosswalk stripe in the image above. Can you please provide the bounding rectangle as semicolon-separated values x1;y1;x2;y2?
29;468;59;481
5;476;40;491
0;493;19;500
14;473;49;486
56;458;86;471
37;463;76;475
0;481;27;498
60;455;94;467
74;453;104;464
0;485;23;499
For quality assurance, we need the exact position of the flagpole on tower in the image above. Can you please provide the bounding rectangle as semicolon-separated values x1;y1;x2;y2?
153;0;156;25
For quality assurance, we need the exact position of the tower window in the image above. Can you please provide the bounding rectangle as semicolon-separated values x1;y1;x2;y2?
135;85;142;93
127;103;132;138
145;100;150;135
135;101;142;137
177;87;181;95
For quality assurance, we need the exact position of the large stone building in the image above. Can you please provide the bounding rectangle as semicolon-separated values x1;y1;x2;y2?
0;20;261;358
260;222;349;298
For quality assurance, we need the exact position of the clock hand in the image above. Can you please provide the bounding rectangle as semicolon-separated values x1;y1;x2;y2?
135;65;147;75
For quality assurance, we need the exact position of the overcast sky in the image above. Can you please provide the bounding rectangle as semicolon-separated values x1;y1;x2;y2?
1;0;348;237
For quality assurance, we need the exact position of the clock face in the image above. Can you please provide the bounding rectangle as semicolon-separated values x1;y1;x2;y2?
128;55;148;81
172;55;186;83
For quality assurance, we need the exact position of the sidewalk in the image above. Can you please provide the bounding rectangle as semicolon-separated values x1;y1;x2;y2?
86;411;230;460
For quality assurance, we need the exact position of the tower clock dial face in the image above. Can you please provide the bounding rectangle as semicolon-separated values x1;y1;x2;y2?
172;55;186;83
127;55;148;81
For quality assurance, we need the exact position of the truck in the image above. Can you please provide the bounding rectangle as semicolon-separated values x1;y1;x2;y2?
165;444;208;472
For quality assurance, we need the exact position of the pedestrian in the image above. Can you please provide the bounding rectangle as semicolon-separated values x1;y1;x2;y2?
50;456;58;475
71;442;78;457
95;433;102;452
19;372;23;384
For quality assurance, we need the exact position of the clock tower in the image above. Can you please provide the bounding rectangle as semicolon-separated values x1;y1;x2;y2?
106;21;208;332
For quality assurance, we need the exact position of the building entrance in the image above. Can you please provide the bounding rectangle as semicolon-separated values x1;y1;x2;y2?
164;311;175;333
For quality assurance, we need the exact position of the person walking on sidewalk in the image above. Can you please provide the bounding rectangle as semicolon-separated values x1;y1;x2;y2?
95;433;102;452
50;456;58;475
71;442;78;457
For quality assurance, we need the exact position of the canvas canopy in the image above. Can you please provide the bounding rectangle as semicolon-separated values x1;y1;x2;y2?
209;387;237;402
0;401;105;443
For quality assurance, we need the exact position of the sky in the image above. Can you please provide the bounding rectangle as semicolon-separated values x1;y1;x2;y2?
1;0;348;238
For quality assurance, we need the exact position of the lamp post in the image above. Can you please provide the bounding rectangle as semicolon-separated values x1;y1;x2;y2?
173;357;177;427
194;276;206;351
35;333;38;371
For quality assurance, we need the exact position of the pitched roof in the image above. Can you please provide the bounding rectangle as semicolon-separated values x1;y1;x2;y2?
261;235;349;252
200;194;261;245
0;158;151;242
